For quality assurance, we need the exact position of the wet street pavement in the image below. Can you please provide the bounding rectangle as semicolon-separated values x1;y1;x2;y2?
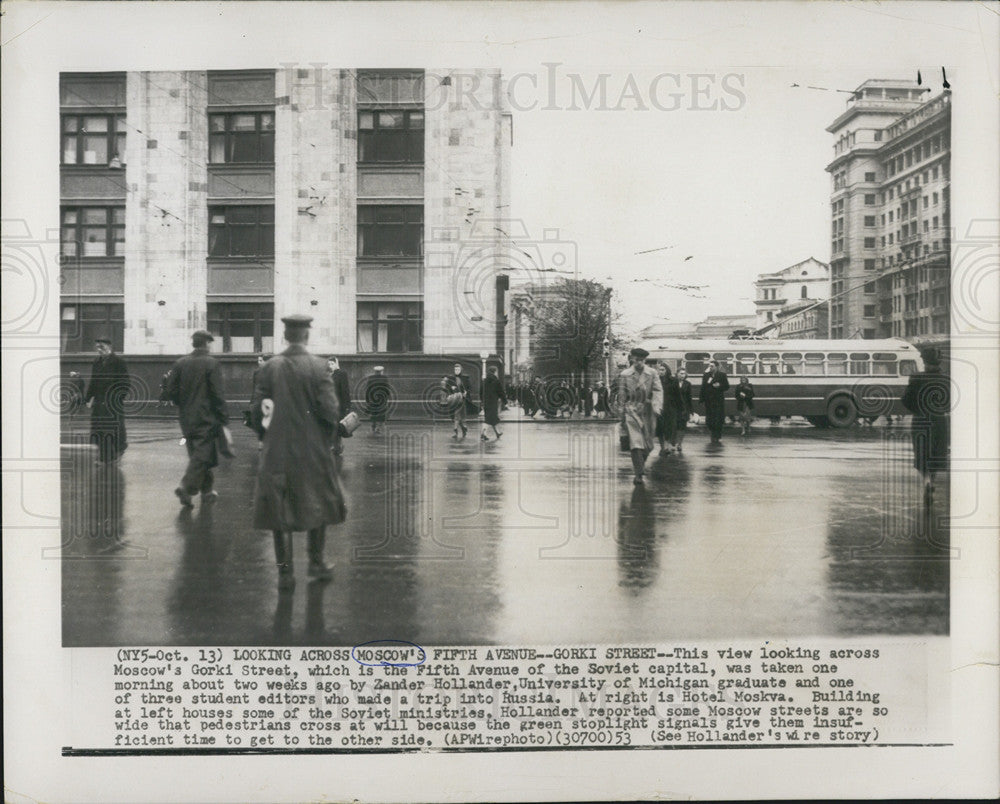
61;418;949;646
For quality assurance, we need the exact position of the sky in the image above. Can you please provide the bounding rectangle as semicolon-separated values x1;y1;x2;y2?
507;66;936;336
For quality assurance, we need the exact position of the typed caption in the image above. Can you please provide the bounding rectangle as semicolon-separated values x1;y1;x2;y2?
67;640;948;752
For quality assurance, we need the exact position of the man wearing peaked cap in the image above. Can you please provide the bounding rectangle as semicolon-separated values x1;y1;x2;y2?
618;345;662;484
250;313;346;590
84;332;130;465
162;329;228;507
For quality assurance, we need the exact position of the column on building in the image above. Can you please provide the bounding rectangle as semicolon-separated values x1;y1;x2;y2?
121;71;210;354
273;67;355;354
424;68;510;358
59;72;129;353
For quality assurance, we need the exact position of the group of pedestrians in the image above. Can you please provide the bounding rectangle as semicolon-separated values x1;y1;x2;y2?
617;348;761;484
513;378;612;419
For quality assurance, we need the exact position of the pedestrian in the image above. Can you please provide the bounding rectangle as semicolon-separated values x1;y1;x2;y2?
673;367;694;452
365;366;391;435
735;376;756;436
443;362;472;439
247;354;270;450
251;315;346;590
522;380;537;418
326;356;353;458
595;381;610;418
66;370;86;417
618;347;663;485
582;380;594;417
901;346;950;504
656;362;678;455
162;330;228;507
699;359;730;443
85;334;129;465
481;365;506;440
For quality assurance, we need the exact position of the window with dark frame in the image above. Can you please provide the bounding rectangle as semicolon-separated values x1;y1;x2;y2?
358;110;424;163
356;301;423;353
61;207;125;257
208;206;275;257
60;303;124;353
357;205;423;257
209;112;275;164
61;114;127;165
206;303;274;353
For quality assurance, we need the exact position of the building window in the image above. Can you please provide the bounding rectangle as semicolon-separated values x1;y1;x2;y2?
864;282;876;295
60;303;124;353
356;301;423;353
874;131;883;142
865;172;876;182
61;206;125;257
864;216;876;227
800;285;808;299
61;114;126;165
864;237;876;248
207;303;274;353
208;206;275;257
864;258;876;270
209;112;275;163
864;194;876;206
863;305;876;318
358;110;424;163
863;328;876;339
357;205;423;257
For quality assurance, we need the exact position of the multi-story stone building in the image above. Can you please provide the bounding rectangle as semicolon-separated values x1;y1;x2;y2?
753;257;829;332
825;79;950;343
58;68;513;409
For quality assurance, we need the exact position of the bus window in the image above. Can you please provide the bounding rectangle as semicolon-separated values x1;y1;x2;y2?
803;353;825;375
735;352;757;375
760;352;779;375
900;359;917;375
827;352;848;375
850;352;871;375
685;352;710;375
782;352;803;375
713;352;733;374
872;352;897;375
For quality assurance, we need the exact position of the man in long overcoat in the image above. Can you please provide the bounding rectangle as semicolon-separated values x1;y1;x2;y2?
901;346;950;503
326;356;352;459
163;330;228;506
444;362;473;439
251;315;345;590
699;359;730;443
85;334;130;464
618;347;663;484
480;365;506;440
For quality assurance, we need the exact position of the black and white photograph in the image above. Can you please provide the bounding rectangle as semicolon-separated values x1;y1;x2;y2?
3;1;998;801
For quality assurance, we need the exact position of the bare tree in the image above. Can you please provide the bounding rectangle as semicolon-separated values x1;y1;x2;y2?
528;279;616;381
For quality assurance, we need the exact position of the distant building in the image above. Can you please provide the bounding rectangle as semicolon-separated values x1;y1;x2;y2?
826;79;950;343
693;314;757;339
772;300;829;339
754;257;829;331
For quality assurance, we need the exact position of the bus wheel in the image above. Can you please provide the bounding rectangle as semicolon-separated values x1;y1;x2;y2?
826;397;858;428
806;415;830;428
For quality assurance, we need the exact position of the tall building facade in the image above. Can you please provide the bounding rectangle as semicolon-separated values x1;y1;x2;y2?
825;79;950;343
753;257;829;332
58;69;513;366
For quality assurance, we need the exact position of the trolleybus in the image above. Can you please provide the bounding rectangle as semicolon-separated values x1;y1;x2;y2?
643;338;923;428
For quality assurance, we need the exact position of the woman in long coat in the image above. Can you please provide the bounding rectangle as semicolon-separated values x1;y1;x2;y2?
618;348;663;484
901;347;950;503
656;362;679;454
734;376;756;436
673;367;694;453
251;318;346;589
85;335;129;464
480;366;506;440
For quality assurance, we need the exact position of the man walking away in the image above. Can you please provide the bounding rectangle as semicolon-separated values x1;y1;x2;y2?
86;334;130;465
163;330;228;507
901;346;950;505
251;315;345;590
327;356;353;459
699;359;730;444
481;365;506;440
366;366;391;435
618;347;663;484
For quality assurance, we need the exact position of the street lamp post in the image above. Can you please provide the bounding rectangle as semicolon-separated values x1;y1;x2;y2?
603;337;610;389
